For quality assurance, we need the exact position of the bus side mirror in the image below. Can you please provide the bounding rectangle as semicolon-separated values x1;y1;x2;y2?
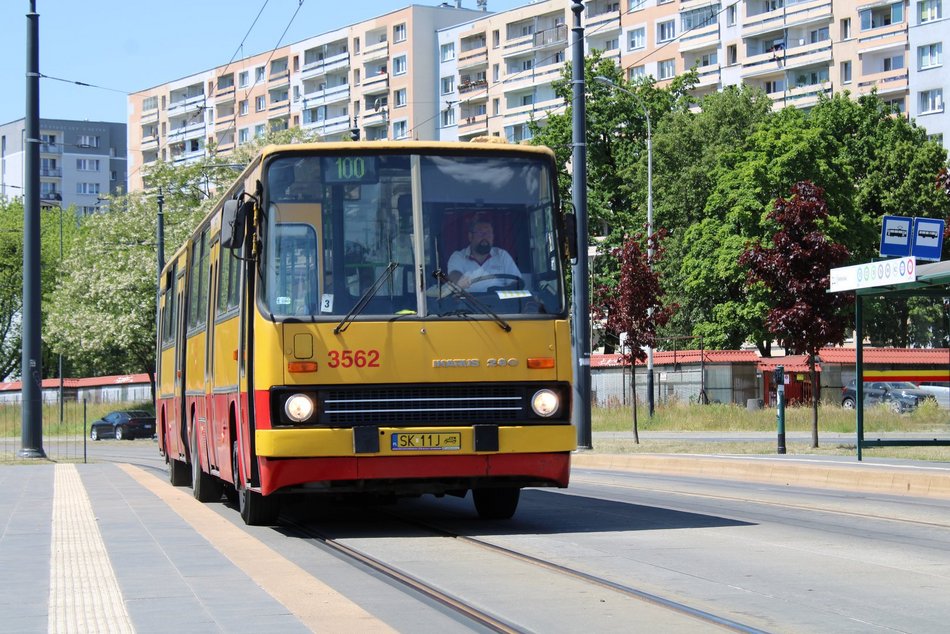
221;199;253;249
563;212;578;261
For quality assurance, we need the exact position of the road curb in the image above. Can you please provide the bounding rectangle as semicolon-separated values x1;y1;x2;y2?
571;453;950;500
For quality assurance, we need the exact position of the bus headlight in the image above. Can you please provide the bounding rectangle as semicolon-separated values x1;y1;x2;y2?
284;393;315;423
531;389;560;417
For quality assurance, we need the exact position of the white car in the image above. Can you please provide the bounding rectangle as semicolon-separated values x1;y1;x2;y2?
917;385;950;409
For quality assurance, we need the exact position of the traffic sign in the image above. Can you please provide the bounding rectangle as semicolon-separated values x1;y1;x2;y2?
912;217;945;262
880;215;912;257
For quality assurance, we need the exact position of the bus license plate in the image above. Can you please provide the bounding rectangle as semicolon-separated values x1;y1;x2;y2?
391;432;461;451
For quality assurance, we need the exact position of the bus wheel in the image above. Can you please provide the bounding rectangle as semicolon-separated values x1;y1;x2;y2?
232;441;280;526
191;425;223;503
472;487;520;520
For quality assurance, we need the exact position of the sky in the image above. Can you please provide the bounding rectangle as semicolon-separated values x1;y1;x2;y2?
0;0;531;126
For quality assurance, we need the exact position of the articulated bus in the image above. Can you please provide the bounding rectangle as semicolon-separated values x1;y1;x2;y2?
157;141;576;525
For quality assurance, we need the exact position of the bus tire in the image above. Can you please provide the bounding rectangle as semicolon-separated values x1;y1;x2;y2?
233;441;280;526
191;425;223;503
472;487;520;520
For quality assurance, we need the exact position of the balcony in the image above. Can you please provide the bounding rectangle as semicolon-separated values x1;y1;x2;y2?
141;135;159;150
585;8;620;32
269;69;290;87
363;40;389;63
302;83;350;105
141;110;159;125
783;80;831;107
40;143;62;154
857;22;906;50
40;168;62;178
784;0;832;29
856;68;908;96
458;116;489;137
534;24;568;49
167;93;205;115
361;109;388;127
303;113;351;135
695;64;721;87
503;65;561;93
301;51;350;79
361;72;389;95
458;48;489;70
679;25;720;52
215;86;236;101
167;119;206;142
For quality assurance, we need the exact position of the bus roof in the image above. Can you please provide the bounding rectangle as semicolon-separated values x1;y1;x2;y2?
256;140;556;161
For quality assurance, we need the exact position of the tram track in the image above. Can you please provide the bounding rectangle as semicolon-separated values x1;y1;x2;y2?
284;508;766;633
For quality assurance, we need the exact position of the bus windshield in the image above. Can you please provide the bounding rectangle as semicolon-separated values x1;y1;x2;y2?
260;151;564;321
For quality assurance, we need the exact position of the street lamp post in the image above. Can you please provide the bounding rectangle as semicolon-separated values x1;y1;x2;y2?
593;76;654;417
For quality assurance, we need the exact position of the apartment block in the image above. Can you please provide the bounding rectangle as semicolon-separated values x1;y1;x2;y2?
909;0;947;144
0;118;127;215
127;4;482;191
127;0;948;191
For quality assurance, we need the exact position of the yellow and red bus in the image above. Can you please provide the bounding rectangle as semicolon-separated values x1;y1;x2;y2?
157;141;576;525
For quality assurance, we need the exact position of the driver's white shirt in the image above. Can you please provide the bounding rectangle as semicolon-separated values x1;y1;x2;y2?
447;246;521;292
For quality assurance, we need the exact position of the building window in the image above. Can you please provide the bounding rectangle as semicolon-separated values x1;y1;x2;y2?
238;128;249;144
142;96;158;111
918;43;943;69
441;76;455;94
726;5;736;26
76;159;100;171
239;100;249;116
393;120;408;139
860;3;903;30
254;124;266;138
727;44;737;65
394;23;407;43
657;20;675;43
394;88;407;108
441;42;455;62
492;30;500;48
256;96;266;112
885;97;905;113
658;59;676;79
238;71;249;88
522;58;534;71
628;27;645;50
929;133;944;145
255;66;265;82
682;5;718;31
840;60;852;84
603;38;619;51
700;51;717;66
393;55;407;75
493;63;500;81
76;182;100;195
883;54;904;71
628;65;646;80
840;18;851;40
521;94;534;106
809;26;829;44
77;135;99;148
918;0;942;22
919;89;944;114
441;108;456;127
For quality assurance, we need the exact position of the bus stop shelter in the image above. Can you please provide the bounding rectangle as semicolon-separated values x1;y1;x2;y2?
852;259;950;459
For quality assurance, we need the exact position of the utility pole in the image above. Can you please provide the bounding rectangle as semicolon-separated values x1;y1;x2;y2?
570;0;592;449
20;0;45;458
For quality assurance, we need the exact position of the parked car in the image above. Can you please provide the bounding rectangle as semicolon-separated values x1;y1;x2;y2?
840;380;937;413
90;410;156;440
917;384;950;409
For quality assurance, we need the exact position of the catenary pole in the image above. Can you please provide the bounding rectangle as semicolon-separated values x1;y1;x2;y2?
20;0;45;458
570;1;592;449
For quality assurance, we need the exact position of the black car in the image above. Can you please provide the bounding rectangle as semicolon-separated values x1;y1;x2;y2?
90;410;156;440
841;380;936;413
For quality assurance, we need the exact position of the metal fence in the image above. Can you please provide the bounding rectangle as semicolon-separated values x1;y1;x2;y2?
1;400;93;463
591;365;760;408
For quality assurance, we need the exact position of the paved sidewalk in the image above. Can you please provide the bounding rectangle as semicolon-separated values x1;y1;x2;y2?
0;463;387;634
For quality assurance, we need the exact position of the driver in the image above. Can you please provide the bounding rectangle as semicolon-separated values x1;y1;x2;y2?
447;218;522;292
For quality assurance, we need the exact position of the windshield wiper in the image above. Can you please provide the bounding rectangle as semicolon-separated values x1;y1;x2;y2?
431;269;511;332
334;262;399;334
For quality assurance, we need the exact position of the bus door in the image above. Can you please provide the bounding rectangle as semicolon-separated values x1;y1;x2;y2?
173;268;188;459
